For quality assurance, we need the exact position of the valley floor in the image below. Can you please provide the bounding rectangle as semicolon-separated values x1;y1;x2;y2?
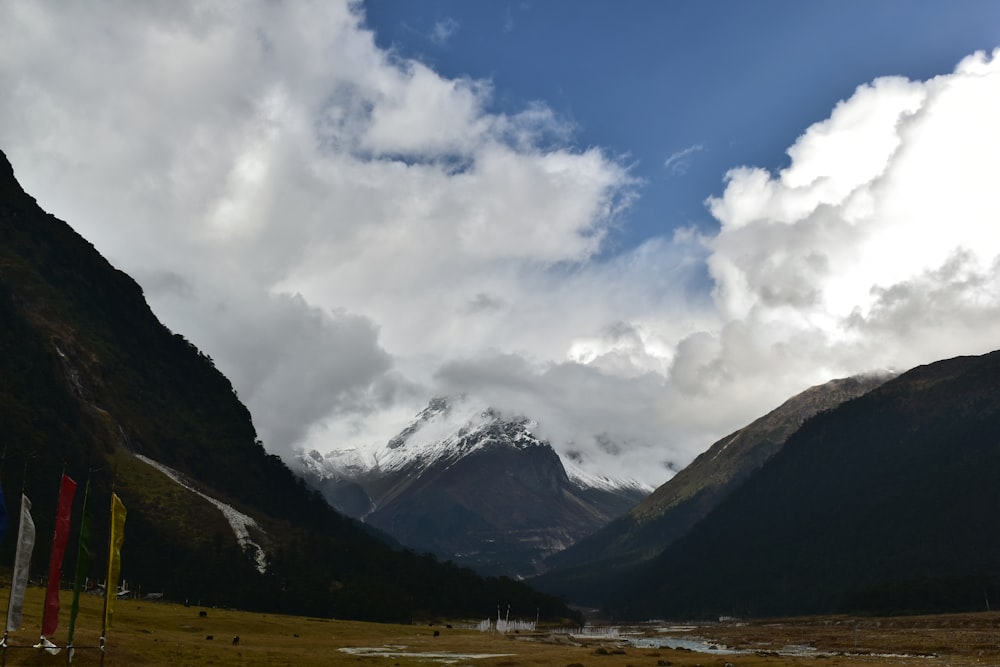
662;612;1000;666
5;584;1000;665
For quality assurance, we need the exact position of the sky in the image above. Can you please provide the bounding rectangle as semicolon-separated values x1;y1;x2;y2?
1;1;1000;487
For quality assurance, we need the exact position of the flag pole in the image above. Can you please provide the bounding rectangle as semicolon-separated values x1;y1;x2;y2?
100;490;110;667
37;469;59;647
100;474;114;663
65;478;90;666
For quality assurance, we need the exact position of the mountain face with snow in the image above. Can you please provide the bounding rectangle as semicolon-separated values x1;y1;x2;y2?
298;397;651;577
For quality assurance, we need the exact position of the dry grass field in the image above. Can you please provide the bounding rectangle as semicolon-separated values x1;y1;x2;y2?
3;584;1000;666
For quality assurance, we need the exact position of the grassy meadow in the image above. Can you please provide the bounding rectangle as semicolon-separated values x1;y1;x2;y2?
2;583;1000;665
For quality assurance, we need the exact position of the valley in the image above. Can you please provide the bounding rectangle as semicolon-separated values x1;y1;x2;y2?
5;582;1000;666
3;5;1000;662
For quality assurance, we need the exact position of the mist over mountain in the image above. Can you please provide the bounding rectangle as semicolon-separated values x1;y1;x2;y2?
0;149;580;624
534;372;893;604
297;396;650;577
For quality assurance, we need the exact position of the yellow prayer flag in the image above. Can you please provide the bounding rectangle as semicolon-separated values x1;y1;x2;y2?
103;493;126;631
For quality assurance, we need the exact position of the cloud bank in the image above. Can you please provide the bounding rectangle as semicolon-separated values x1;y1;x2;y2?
1;1;999;486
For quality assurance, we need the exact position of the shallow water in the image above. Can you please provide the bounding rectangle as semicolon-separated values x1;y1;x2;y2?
339;646;514;662
627;636;741;654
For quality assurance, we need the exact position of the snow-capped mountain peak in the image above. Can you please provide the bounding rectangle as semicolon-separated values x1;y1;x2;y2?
308;396;548;478
294;396;651;578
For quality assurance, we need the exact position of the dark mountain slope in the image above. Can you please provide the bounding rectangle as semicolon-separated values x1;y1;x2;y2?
534;373;890;604
608;351;1000;620
364;418;646;577
0;150;579;624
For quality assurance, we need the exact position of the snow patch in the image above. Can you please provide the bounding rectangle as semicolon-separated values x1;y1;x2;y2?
564;459;653;494
303;396;532;476
135;454;268;574
711;433;741;461
298;395;650;496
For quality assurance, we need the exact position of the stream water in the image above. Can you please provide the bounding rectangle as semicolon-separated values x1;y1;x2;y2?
627;636;742;654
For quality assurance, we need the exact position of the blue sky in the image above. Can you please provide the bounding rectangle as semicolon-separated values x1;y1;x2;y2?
2;1;1000;485
364;1;1000;252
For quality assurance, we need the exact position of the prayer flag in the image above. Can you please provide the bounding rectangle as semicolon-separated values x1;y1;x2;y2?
103;493;126;631
67;480;91;650
6;495;35;632
41;474;77;638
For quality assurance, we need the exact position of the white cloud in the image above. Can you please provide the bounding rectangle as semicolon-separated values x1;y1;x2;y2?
663;143;704;176
430;17;459;45
1;2;999;488
707;49;1000;333
359;62;494;157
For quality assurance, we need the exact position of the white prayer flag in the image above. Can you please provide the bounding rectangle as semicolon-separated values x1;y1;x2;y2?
6;495;36;632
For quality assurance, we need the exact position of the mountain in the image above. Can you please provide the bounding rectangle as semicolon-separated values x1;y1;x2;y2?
297;396;650;577
607;350;1000;619
534;372;892;604
0;150;581;624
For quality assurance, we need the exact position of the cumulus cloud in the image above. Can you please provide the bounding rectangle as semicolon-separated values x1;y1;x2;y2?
705;49;1000;363
1;1;999;487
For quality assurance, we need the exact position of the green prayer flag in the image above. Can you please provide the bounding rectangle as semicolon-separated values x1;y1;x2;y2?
67;480;91;648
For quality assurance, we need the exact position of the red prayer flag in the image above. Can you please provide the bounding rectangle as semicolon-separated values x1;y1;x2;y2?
42;474;77;638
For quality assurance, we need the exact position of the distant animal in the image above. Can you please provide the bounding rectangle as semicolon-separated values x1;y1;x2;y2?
205;635;213;641
199;611;207;618
232;636;240;646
